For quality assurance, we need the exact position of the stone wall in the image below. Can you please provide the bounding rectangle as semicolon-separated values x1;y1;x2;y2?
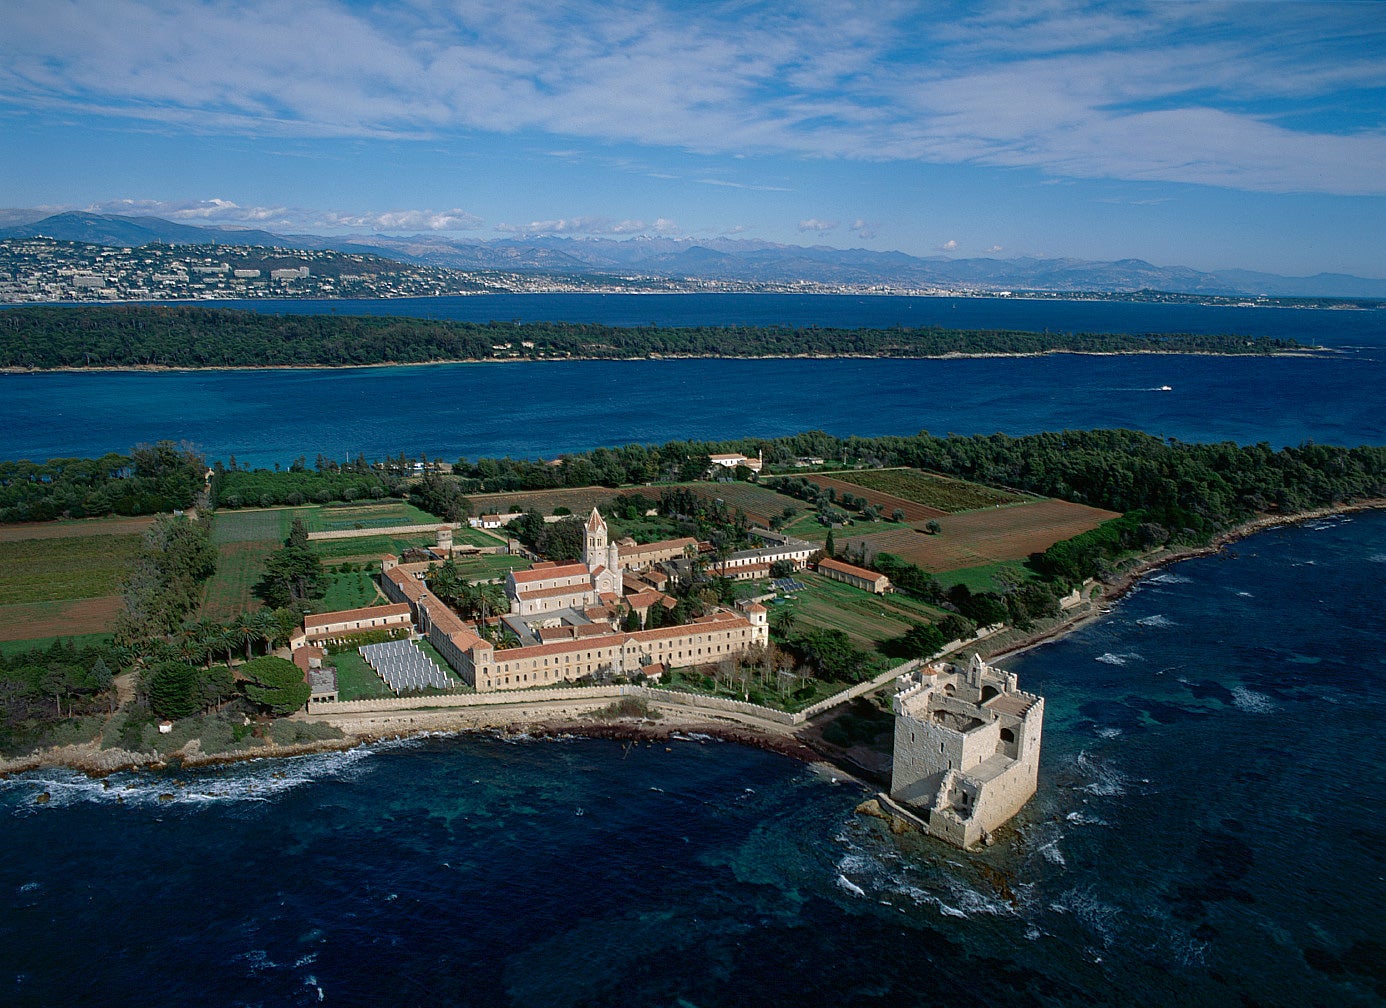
307;523;457;541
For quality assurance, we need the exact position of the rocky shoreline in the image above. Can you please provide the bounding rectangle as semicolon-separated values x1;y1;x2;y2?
3;500;1381;785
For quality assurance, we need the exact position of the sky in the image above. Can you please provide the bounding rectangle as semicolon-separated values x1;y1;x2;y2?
1;0;1384;278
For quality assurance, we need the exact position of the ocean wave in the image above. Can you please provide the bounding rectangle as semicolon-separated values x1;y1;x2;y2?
1237;590;1254;597
1095;652;1142;666
1073;751;1129;797
1231;686;1275;713
835;873;867;898
1148;572;1192;585
1095;726;1123;739
1367;553;1386;564
2;745;377;812
1136;614;1175;628
1065;810;1111;827
1053;887;1122;948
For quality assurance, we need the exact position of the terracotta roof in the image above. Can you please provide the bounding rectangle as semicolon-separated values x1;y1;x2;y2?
744;602;767;613
818;557;887;581
618;537;697;558
586;508;605;531
511;562;588;585
304;603;411;629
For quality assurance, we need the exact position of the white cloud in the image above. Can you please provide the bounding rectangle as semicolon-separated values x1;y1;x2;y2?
3;1;1384;195
495;216;678;238
850;219;877;239
68;197;484;233
939;239;959;252
987;244;1003;254
798;218;838;233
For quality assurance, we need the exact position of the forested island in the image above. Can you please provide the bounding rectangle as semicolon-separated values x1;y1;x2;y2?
0;304;1315;369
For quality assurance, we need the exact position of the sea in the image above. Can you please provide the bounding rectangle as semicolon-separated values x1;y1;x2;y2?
2;294;1385;1006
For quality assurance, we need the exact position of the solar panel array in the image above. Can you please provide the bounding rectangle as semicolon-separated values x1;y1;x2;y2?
772;578;807;593
360;638;451;693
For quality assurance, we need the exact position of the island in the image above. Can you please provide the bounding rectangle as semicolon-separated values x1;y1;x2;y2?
3;428;1384;849
0;303;1318;370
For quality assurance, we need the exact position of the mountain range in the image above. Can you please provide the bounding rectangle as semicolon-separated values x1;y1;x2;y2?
3;210;1382;300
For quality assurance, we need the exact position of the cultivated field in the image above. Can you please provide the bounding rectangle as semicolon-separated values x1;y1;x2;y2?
303;501;442;533
0;596;124;643
820;468;1029;513
0;516;152;542
782;573;951;652
838;498;1120;572
468;486;627;517
0;517;152;642
681;482;806;527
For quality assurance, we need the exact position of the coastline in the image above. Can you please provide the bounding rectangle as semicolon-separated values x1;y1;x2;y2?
0;345;1331;375
3;499;1382;785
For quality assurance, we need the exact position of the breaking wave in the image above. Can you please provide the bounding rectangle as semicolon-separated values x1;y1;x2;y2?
1;745;377;812
1136;614;1175;628
1230;686;1275;713
1095;652;1142;666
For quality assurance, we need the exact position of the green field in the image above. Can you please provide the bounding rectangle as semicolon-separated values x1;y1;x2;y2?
310;533;438;561
781;513;911;543
0;535;144;605
202;541;272;620
683;481;806;524
455;553;532;580
933;560;1037;594
0;632;113;658
777;572;950;652
821;468;1029;512
304;501;442;532
318;569;385;611
210;507;317;544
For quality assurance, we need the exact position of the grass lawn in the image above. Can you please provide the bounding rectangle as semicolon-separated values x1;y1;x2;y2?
779;572;949;652
318;569;384;611
0;534;144;605
657;666;843;714
456;553;532;580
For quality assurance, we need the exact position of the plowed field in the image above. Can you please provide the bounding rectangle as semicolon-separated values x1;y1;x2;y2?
0;596;123;641
838;499;1120;572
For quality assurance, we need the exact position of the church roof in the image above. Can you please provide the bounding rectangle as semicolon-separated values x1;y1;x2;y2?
586;507;606;532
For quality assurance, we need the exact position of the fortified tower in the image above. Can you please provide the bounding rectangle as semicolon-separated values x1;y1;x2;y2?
889;654;1043;848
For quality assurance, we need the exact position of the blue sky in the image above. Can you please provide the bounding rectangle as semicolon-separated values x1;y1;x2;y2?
2;0;1383;277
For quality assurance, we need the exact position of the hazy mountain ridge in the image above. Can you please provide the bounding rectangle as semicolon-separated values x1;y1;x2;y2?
3;211;1383;299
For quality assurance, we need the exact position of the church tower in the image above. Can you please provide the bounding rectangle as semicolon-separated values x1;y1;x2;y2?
584;508;609;571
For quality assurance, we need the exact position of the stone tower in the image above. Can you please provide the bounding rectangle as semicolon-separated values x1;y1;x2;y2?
584;508;608;568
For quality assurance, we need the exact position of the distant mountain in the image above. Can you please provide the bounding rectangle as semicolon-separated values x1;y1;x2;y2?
4;211;1384;299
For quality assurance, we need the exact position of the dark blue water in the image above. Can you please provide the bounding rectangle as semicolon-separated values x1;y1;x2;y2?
3;295;1384;467
4;512;1384;1006
3;294;1385;1006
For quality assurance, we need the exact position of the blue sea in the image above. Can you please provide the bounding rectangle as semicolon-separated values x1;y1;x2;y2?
1;294;1384;468
2;294;1385;1006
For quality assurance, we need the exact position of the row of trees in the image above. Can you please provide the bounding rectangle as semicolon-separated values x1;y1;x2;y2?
0;304;1310;370
113;514;219;652
0;441;204;522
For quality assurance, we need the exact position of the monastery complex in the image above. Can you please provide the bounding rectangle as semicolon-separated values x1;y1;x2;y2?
374;509;770;691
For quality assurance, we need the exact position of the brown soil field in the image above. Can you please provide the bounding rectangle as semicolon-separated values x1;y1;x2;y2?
838;499;1120;572
0;596;123;641
0;515;153;542
801;474;949;521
